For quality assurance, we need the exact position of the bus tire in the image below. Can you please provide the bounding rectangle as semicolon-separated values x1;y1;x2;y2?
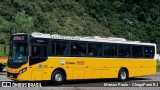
118;68;128;82
51;70;64;85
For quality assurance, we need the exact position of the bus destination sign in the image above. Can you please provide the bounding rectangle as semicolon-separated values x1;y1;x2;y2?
13;36;26;41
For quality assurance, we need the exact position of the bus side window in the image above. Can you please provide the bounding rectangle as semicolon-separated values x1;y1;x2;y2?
32;46;40;57
71;42;86;56
118;45;131;57
144;46;155;58
31;45;47;57
104;44;117;57
61;42;69;55
56;42;61;55
88;43;102;57
40;46;47;57
51;41;69;56
132;46;143;58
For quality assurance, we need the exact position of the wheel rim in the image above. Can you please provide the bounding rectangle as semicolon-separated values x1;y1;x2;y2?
120;71;127;80
55;74;62;82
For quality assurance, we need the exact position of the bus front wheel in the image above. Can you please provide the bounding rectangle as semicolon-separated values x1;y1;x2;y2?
51;70;64;85
118;68;128;82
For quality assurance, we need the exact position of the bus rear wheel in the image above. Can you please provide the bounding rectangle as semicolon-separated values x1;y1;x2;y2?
118;68;128;82
51;71;64;85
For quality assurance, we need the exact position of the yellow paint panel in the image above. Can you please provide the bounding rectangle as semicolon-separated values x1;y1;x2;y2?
7;57;157;81
73;69;84;79
31;70;43;80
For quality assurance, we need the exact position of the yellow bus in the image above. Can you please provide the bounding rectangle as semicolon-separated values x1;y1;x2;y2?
7;32;157;84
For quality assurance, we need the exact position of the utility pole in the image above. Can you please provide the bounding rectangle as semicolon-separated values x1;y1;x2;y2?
128;32;131;40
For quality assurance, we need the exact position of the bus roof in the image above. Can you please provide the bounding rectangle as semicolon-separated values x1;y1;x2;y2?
14;32;156;46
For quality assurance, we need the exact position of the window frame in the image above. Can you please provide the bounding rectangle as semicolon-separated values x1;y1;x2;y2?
29;42;48;66
51;40;70;56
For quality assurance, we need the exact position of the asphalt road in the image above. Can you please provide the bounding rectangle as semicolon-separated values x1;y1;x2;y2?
0;69;160;90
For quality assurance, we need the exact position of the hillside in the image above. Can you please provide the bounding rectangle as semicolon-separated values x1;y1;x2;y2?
0;0;160;49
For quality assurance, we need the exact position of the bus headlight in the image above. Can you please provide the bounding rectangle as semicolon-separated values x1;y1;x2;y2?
19;67;27;74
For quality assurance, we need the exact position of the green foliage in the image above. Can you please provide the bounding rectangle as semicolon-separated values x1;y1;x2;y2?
0;16;13;43
77;0;160;47
0;44;4;57
14;11;34;33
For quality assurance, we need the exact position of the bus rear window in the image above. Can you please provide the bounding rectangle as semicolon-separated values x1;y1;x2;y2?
144;46;155;58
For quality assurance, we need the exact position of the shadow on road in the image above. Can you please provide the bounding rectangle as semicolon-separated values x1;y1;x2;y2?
129;77;151;81
0;71;153;87
0;77;152;87
42;77;152;87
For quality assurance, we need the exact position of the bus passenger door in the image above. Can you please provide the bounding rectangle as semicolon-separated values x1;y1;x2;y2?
29;44;48;80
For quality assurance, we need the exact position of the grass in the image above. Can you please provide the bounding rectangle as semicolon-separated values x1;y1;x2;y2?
0;44;5;57
0;44;9;57
157;64;160;72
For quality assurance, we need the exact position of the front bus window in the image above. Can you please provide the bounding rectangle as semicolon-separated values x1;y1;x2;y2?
8;42;28;68
13;43;28;63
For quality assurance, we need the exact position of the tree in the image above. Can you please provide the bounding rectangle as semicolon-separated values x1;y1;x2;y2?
0;16;13;43
14;11;34;33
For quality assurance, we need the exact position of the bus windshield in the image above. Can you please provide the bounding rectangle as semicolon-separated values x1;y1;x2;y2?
9;42;28;64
